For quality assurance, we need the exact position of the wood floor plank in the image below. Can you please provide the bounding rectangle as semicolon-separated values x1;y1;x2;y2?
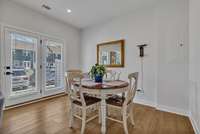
0;96;194;134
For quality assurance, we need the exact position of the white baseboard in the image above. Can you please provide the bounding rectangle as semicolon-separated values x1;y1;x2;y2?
156;104;189;116
189;112;200;134
134;99;199;133
133;98;156;108
134;99;188;116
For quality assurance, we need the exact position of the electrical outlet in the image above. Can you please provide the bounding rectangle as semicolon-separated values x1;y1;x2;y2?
136;89;145;94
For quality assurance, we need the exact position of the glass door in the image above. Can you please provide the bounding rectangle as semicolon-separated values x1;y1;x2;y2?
3;27;65;106
42;38;64;96
4;27;41;106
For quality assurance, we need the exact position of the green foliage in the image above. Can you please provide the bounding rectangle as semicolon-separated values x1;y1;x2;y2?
89;64;106;79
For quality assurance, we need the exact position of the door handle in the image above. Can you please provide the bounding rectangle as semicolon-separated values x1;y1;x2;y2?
5;72;14;75
5;66;11;70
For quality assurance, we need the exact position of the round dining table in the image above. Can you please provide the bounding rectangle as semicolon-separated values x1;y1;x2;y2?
80;79;129;134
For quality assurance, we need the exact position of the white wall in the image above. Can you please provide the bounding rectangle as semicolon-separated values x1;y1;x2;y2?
0;0;81;70
155;0;189;114
81;6;157;105
189;0;200;133
81;0;189;114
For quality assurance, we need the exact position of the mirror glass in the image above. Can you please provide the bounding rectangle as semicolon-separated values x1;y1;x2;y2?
97;40;124;67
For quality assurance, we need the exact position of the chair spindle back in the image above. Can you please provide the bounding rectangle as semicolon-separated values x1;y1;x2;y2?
123;72;139;107
65;71;83;102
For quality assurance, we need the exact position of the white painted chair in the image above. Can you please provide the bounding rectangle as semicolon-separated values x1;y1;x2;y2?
115;71;121;80
66;71;101;134
65;69;82;93
105;70;117;81
106;72;138;134
105;70;122;81
82;72;90;79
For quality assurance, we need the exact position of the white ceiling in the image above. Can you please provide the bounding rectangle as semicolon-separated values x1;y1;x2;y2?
11;0;158;29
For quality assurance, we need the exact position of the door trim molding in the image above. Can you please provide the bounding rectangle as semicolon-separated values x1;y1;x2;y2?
0;23;65;43
0;22;66;106
5;92;67;110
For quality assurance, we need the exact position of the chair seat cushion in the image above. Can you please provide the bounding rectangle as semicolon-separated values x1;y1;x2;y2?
106;95;125;107
73;95;101;106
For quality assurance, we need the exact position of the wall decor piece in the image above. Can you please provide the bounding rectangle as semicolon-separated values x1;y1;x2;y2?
137;44;148;93
137;44;148;57
97;40;125;67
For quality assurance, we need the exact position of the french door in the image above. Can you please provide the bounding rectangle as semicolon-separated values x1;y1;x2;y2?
2;27;64;106
41;37;64;96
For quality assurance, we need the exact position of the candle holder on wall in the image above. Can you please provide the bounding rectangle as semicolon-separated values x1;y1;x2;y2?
137;44;148;57
137;44;148;93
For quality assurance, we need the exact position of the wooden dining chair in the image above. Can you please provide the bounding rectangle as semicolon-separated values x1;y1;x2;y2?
82;72;90;79
105;70;116;81
65;69;82;92
106;72;138;134
67;69;82;73
65;71;101;134
115;71;122;80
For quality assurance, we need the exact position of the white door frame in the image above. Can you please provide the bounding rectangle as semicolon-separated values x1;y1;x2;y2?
0;23;3;94
0;23;65;106
41;36;65;97
3;26;41;106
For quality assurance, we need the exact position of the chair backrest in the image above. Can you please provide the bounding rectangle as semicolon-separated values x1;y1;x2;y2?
82;72;90;79
65;70;82;91
105;70;116;80
115;71;121;80
67;69;82;73
123;72;139;107
65;70;83;102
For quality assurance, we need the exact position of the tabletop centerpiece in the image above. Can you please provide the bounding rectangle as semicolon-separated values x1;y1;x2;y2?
89;64;106;83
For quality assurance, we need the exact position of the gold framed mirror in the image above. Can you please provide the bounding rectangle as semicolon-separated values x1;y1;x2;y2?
97;40;125;67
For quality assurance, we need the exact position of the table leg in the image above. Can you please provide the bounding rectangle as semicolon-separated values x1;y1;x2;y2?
101;94;106;134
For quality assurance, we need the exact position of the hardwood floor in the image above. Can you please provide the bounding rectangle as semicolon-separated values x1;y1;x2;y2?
0;96;194;134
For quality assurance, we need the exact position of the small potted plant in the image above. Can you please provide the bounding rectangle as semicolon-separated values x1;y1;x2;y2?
89;64;106;83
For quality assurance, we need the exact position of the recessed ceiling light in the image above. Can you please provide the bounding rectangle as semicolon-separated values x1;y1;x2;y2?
67;9;72;13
